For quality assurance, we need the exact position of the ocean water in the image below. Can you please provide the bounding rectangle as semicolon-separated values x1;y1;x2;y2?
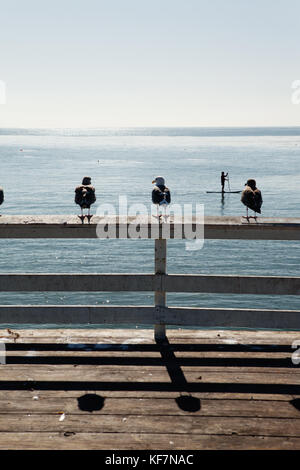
0;127;300;326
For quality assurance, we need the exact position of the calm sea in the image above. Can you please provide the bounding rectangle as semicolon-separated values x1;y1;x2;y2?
0;127;300;327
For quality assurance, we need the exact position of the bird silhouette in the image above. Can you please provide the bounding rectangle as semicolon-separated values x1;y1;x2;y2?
75;177;96;223
0;187;4;215
241;179;263;221
152;176;171;218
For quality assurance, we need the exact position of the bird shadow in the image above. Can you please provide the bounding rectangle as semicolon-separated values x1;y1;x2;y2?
175;395;201;412
77;393;105;412
290;398;300;412
2;339;300;415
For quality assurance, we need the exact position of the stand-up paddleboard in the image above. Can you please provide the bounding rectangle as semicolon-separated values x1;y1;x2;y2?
206;190;241;193
208;174;242;193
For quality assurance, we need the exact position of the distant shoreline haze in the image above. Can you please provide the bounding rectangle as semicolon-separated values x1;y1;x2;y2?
0;127;300;137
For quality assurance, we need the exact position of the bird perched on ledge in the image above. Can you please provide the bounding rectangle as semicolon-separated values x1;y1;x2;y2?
0;187;3;215
241;178;263;221
152;176;171;218
75;177;96;223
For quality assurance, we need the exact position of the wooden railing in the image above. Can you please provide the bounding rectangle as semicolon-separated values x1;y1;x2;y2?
0;215;300;338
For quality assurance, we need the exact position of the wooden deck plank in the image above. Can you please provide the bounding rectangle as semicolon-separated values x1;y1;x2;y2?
0;328;299;449
0;432;299;450
0;397;299;418
0;365;299;381
0;389;297;401
4;350;294;357
0;413;300;437
1;328;299;344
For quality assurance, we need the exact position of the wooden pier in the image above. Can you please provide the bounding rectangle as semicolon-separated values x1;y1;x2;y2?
0;328;300;450
0;215;300;449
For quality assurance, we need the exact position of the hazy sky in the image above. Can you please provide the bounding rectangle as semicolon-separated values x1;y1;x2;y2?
0;0;300;127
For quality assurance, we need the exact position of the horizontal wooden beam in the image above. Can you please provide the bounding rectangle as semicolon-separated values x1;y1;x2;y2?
0;274;158;292
0;305;155;325
162;307;300;329
164;274;300;295
0;215;300;239
0;305;299;329
1;273;300;295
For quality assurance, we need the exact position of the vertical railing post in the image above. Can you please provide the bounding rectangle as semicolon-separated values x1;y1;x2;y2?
154;237;167;341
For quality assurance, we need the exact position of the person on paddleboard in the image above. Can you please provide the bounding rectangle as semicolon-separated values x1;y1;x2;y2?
221;172;228;192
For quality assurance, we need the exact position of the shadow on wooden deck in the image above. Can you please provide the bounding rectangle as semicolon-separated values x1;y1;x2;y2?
1;337;300;403
0;329;300;449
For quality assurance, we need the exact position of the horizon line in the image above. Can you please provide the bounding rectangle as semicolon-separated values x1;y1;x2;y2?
0;125;300;130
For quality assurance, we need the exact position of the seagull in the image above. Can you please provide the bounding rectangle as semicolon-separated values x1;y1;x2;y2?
75;177;96;223
152;176;171;218
241;179;263;221
0;187;3;215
